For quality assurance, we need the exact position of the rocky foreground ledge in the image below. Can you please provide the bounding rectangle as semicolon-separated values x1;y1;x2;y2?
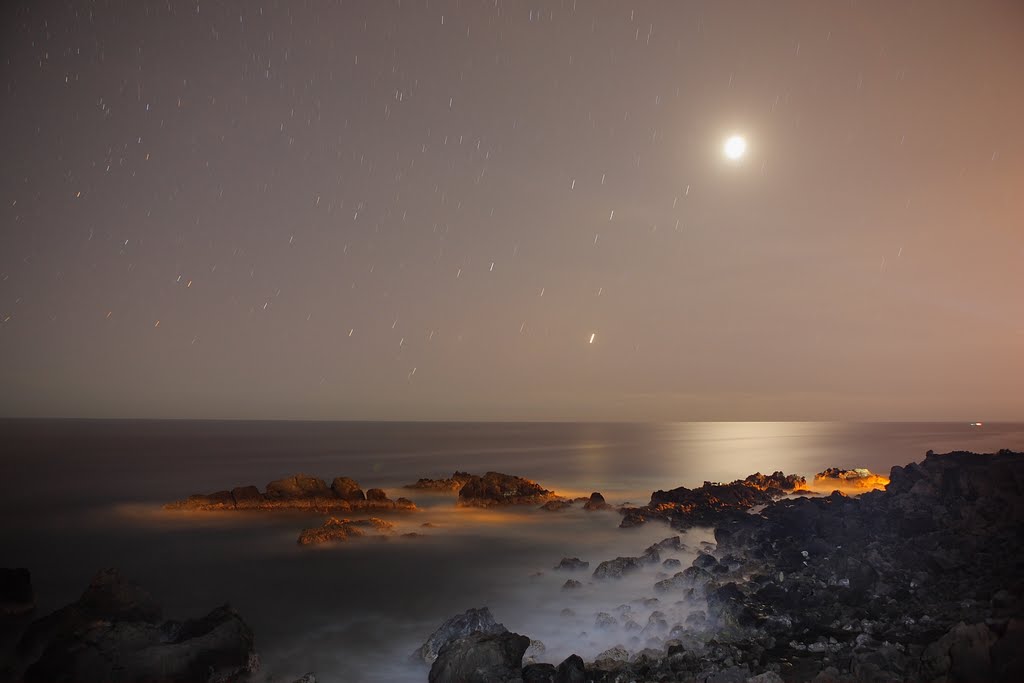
0;569;257;682
165;473;416;512
419;450;1024;682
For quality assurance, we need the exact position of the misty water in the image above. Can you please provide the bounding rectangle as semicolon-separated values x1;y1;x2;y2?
3;420;1023;681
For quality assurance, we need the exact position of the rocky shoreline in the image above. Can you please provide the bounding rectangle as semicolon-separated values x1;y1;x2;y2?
419;450;1024;682
3;450;1021;682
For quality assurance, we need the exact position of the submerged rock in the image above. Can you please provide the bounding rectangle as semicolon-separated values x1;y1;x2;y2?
540;500;572;512
165;474;416;513
414;607;508;664
428;630;531;683
457;472;555;507
554;557;589;571
296;517;395;545
582;492;611;511
14;569;257;683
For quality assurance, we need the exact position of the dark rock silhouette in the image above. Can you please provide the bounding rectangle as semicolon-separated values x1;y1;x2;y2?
12;569;257;683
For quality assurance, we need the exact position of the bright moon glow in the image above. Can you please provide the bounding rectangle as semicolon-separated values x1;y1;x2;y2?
724;135;747;160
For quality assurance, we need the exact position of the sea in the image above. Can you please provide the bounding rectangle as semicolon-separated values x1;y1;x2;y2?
2;420;1022;682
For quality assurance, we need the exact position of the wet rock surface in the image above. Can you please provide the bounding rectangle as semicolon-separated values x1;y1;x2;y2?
2;568;257;683
166;473;416;512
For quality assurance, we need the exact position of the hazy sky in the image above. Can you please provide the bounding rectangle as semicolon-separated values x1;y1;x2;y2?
2;1;1022;421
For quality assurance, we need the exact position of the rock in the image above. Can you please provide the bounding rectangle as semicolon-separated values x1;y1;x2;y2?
813;467;889;490
592;556;648;579
663;558;682;569
594;612;618;629
265;473;333;500
16;569;257;683
541;500;572;511
414;607;508;664
0;568;34;616
693;552;719;570
743;471;807;494
166;474;416;512
405;471;474;491
561;580;582;591
555;654;586;683
365;487;388;501
428;631;531;683
522;662;557;682
290;674;317;683
523;639;546;664
297;517;395;545
745;670;784;683
330;476;366;501
554;557;589;571
583;492;611;511
593;645;630;669
457;472;554;506
921;621;998;681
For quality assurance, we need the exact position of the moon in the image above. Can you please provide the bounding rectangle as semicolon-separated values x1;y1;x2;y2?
723;135;747;160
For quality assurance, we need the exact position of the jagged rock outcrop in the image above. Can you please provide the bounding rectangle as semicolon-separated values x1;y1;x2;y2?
11;569;257;683
554;558;589;571
414;607;508;664
296;517;395;545
457;472;555;507
618;470;804;529
165;474;416;512
582;492;612;511
428;631;531;683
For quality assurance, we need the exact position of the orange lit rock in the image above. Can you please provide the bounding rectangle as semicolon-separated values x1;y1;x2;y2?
165;475;416;512
814;467;890;491
297;517;395;545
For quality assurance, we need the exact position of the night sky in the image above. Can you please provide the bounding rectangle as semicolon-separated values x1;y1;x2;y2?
2;1;1022;421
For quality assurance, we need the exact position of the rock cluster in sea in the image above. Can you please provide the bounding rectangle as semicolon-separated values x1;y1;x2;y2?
164;473;416;512
418;450;1024;683
0;568;257;682
456;471;556;507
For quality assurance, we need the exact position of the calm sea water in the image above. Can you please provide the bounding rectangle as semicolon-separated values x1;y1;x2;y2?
2;420;1022;681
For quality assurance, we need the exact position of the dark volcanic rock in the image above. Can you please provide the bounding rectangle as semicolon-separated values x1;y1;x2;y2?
522;661;557;682
415;607;508;664
592;555;655;580
404;471;475;491
618;471;804;529
14;569;256;683
166;474;416;513
457;472;554;506
555;654;587;683
561;579;582;591
428;631;531;683
0;568;34;617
